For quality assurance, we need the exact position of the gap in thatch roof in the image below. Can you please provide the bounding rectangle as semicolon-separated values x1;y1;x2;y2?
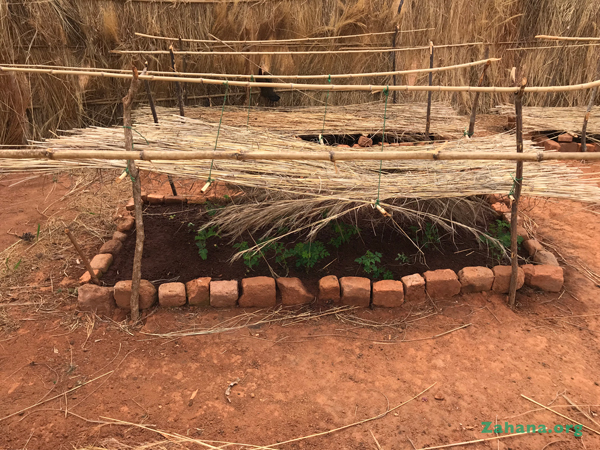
297;130;448;146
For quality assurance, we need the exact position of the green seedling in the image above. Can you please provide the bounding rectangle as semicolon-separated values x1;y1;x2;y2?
195;226;219;260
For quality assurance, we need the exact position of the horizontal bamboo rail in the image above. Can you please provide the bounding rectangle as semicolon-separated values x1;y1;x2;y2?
110;41;485;56
0;59;499;80
506;43;600;51
2;65;600;93
536;35;600;42
2;149;600;162
135;29;434;45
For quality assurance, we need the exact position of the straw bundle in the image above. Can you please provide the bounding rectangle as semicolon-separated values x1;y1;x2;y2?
132;102;467;138
493;105;600;135
4;113;599;248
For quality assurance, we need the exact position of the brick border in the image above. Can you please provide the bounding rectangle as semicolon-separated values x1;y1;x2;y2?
76;194;566;315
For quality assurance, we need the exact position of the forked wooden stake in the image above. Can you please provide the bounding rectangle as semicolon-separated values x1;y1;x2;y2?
508;78;527;308
64;228;100;285
425;41;434;136
123;67;144;322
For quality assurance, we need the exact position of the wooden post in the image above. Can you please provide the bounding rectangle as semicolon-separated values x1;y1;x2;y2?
508;78;527;309
179;37;188;105
65;228;100;285
142;61;178;197
468;47;491;137
143;61;159;124
123;67;144;322
391;25;399;104
425;41;434;136
169;44;185;117
582;61;600;152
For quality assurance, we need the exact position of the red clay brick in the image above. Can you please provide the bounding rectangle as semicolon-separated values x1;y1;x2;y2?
186;277;211;306
491;266;524;293
528;265;564;292
114;280;157;310
401;273;426;302
372;280;404;307
116;216;135;232
557;133;573;143
90;253;113;273
210;280;238;308
340;277;371;307
239;277;276;307
318;275;340;303
99;239;123;256
158;282;187;307
78;284;115;316
458;266;494;293
559;142;580;153
277;278;313;305
424;269;461;299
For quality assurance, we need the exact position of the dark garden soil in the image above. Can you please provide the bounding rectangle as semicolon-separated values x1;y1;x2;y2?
103;204;526;291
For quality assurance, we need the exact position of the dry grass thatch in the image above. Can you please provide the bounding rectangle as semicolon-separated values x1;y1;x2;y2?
3;109;599;258
494;104;600;137
1;0;600;144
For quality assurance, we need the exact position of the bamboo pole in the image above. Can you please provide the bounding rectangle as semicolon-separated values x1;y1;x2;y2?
110;41;485;56
392;25;399;104
468;47;491;137
64;228;100;285
0;58;500;80
169;45;185;116
3;65;599;93
506;43;600;51
123;67;144;322
508;78;527;309
4;149;600;162
425;42;434;136
536;35;600;42
134;29;434;45
582;60;600;152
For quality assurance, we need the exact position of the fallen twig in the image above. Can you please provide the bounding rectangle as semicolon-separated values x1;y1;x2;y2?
0;371;113;422
521;394;600;436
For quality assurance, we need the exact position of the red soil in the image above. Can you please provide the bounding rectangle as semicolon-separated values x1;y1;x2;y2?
1;165;600;450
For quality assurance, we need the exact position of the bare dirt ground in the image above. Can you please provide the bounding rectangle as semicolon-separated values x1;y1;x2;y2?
1;160;600;450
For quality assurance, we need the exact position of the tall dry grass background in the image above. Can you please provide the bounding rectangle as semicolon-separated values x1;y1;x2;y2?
0;0;599;144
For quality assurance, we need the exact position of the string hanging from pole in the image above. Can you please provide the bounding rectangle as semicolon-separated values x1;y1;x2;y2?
204;81;229;192
319;75;332;145
246;75;254;130
375;86;390;212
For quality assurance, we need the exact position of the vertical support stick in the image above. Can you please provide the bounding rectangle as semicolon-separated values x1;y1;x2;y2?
123;67;144;322
425;41;434;136
143;61;159;125
143;62;178;197
581;63;599;152
169;45;185;117
65;228;100;285
391;25;399;104
508;78;527;309
179;37;188;105
468;47;491;137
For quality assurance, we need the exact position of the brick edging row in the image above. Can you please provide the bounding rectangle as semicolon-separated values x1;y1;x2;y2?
76;195;565;316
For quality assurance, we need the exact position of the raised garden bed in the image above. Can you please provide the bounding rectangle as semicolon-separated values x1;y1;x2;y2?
102;203;526;292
